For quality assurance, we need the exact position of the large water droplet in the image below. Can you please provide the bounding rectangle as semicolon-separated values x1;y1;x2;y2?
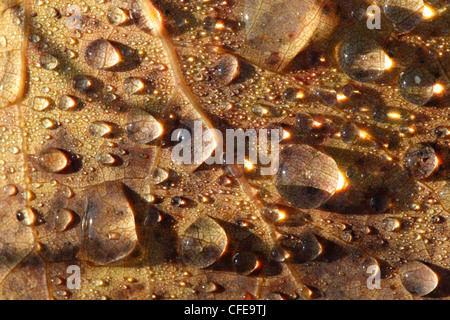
180;217;228;268
403;144;438;179
272;144;341;209
338;36;388;82
79;181;138;265
384;0;424;32
398;67;435;105
84;39;122;70
38;148;71;173
400;261;438;296
235;0;337;70
125;108;163;144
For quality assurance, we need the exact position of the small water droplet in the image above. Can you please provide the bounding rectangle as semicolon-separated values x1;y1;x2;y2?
403;144;438;179
16;207;36;226
280;232;322;261
54;208;76;232
40;53;59;70
88;121;114;138
152;167;169;185
123;77;146;95
232;252;259;275
96;152;117;166
381;217;401;232
107;7;129;26
213;54;239;86
58;94;79;111
3;184;18;196
398;67;435;105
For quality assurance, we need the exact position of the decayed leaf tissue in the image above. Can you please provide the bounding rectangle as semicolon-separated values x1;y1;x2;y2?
0;0;449;300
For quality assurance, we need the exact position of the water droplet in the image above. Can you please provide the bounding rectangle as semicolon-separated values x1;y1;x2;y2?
196;281;217;293
16;207;36;226
265;292;285;300
40;53;59;70
213;54;239;86
123;77;146;95
88;121;114;138
84;39;122;70
31;96;52;111
3;184;18;196
272;144;341;209
73;75;95;92
152;167;169;185
398;67;435;105
180;217;228;268
107;7;129;26
400;261;438;296
96;152;117;166
434;126;449;139
338;36;388;82
280;232;322;261
37;148;71;173
383;0;424;32
381;217;401;232
295;112;313;136
40;118;58;129
232;252;259;275
341;123;360;145
80;181;138;265
171;196;187;207
403;144;438;179
58;94;79;111
125;108;163;144
261;205;285;223
369;194;392;213
236;0;337;70
54;208;76;232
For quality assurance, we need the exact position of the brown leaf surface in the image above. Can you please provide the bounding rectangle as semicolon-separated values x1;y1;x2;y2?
0;0;449;300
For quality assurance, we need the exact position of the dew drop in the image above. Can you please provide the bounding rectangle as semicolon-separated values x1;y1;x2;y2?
37;148;71;173
144;210;162;228
125;108;163;144
54;208;76;232
84;39;122;70
398;67;435;105
3;184;18;196
180;217;228;268
123;77;146;95
403;144;438;179
381;217;401;232
400;261;438;296
96;152;117;166
58;94;79;111
280;232;322;261
196;281;217;293
152;167;169;185
341;123;360;145
16;207;36;226
338;36;388;82
213;54;239;86
107;7;129;26
272;144;341;209
383;0;424;32
73;75;95;92
31;96;53;111
80;181;138;265
232;252;259;275
369;194;392;213
40;53;59;70
88;121;114;138
40;118;58;129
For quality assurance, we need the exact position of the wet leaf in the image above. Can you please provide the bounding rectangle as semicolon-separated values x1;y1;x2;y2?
0;0;449;300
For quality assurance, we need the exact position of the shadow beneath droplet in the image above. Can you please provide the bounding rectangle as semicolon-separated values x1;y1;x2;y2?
122;184;179;266
423;263;450;299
